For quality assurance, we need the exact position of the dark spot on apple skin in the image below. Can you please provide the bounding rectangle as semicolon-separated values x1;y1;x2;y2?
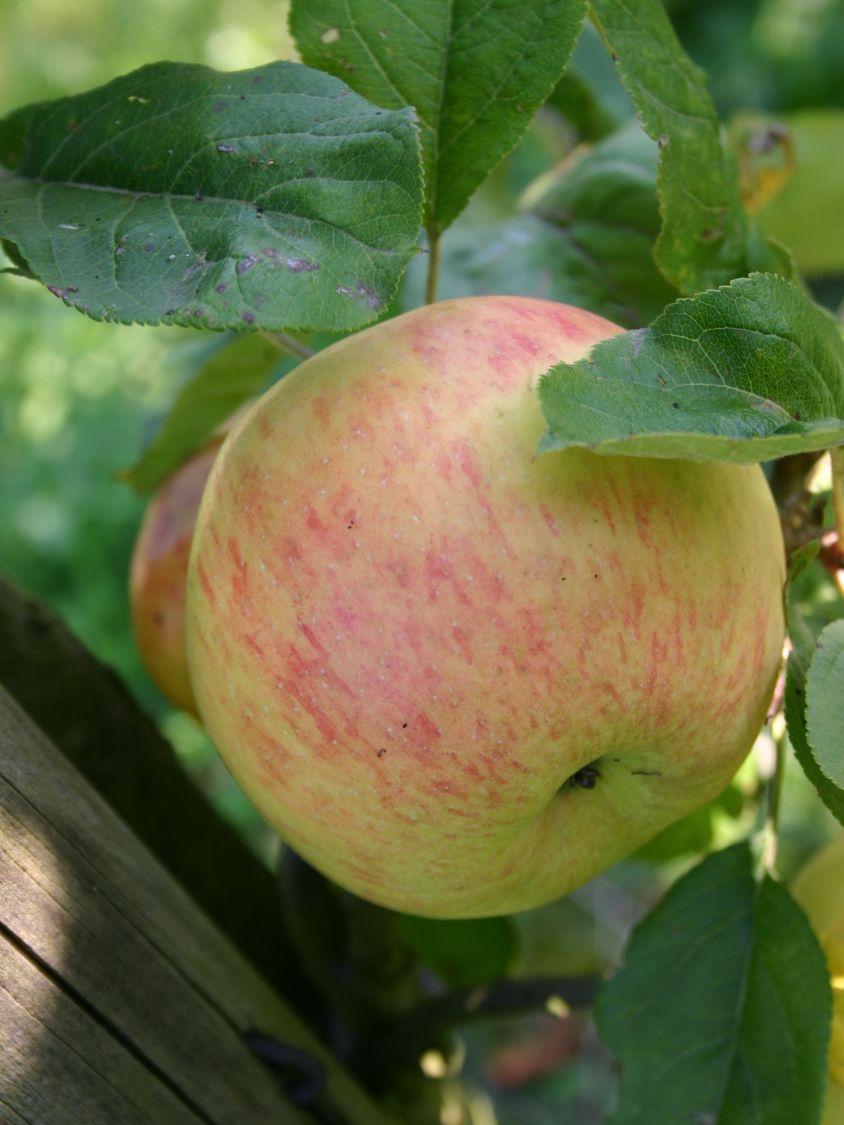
377;748;387;758
631;769;662;777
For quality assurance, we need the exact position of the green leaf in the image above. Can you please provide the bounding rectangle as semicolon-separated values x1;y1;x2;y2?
545;71;616;143
523;123;675;325
513;895;612;979
785;650;844;827
551;21;635;135
806;620;844;789
120;333;286;494
539;273;844;462
0;61;423;332
290;0;587;235
598;844;831;1125
396;914;516;990
399;125;675;329
1;236;34;278
784;544;844;825
0;100;42;169
589;0;777;292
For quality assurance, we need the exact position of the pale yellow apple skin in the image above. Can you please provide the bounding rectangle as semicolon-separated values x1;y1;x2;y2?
792;833;844;1124
130;443;220;716
186;296;786;918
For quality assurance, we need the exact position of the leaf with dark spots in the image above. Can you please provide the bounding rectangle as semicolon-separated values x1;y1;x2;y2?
0;60;423;331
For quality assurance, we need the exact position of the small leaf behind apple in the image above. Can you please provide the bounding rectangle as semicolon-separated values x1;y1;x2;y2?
119;333;289;495
396;914;517;990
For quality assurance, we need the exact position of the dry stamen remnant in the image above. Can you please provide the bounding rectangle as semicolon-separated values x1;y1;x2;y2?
568;764;601;790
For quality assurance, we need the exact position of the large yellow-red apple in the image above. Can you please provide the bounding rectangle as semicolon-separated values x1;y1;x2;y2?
130;441;220;715
186;296;785;918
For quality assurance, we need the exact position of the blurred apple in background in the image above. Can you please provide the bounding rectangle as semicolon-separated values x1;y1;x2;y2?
186;296;785;918
130;440;222;716
792;833;844;1125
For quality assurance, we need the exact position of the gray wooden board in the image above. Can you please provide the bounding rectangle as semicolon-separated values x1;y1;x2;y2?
1;939;201;1124
0;685;394;1125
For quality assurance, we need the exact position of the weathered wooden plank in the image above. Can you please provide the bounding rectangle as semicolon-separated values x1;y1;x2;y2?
0;576;315;1017
1;938;202;1124
0;685;395;1125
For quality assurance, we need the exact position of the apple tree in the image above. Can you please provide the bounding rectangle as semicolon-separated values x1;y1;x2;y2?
1;0;844;1121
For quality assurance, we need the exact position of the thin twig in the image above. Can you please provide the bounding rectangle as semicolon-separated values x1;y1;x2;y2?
830;446;844;546
758;732;787;876
424;227;441;305
262;331;316;360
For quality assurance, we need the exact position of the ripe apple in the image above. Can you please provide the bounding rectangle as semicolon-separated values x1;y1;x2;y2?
130;440;221;716
186;296;785;918
792;833;844;1123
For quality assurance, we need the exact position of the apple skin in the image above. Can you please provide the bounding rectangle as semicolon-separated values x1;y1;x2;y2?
792;833;844;1123
130;442;221;716
186;296;786;918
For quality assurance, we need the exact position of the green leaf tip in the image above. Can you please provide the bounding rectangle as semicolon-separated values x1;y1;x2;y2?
291;0;588;236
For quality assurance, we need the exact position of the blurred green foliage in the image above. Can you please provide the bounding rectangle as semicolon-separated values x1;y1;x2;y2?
668;0;844;115
0;0;296;861
0;0;294;109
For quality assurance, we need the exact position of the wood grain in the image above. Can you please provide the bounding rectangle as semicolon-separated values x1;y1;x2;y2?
0;685;393;1125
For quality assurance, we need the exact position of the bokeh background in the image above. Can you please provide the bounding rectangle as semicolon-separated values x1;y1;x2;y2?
1;2;842;1120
